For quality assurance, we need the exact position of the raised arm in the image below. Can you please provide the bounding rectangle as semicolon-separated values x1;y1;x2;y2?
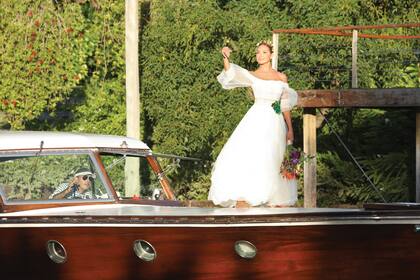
51;186;72;199
221;46;231;71
49;178;76;199
216;48;252;90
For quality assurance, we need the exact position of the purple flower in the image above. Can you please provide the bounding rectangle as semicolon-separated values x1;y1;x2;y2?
291;151;300;159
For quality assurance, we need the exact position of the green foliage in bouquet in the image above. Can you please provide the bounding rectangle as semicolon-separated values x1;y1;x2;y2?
271;100;281;114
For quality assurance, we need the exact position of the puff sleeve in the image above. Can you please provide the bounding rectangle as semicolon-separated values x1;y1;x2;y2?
217;63;253;89
280;84;298;112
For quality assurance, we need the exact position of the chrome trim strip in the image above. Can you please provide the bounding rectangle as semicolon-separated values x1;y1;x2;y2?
1;219;420;228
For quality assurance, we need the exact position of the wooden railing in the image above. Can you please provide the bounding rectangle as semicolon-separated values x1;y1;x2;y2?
271;23;420;207
298;89;420;207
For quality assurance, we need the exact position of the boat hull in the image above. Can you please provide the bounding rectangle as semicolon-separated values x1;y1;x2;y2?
1;223;419;279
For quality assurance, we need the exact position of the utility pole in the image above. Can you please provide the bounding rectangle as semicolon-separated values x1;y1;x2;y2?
124;0;140;197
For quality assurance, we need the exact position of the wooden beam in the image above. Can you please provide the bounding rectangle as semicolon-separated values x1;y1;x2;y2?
298;88;420;108
303;108;317;208
273;23;420;33
273;30;420;39
272;23;420;39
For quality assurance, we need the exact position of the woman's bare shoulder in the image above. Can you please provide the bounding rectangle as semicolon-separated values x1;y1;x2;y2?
250;69;287;82
275;71;288;82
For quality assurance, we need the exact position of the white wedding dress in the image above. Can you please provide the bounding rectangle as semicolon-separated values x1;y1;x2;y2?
208;63;298;207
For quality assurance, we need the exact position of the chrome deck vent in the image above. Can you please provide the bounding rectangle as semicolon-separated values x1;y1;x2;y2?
133;240;157;261
46;240;67;264
234;240;257;259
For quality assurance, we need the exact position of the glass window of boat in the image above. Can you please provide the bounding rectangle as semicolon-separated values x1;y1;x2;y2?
100;154;164;199
0;151;113;203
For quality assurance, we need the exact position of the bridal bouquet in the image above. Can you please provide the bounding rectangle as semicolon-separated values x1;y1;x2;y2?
280;145;311;180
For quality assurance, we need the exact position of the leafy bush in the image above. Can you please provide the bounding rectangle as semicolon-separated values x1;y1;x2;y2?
2;0;418;204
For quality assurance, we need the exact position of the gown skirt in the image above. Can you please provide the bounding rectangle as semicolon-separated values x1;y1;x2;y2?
208;64;298;207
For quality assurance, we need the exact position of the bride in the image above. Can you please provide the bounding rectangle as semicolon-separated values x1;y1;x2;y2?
208;41;298;208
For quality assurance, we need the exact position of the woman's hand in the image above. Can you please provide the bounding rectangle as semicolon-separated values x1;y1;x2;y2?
286;128;294;144
221;46;232;59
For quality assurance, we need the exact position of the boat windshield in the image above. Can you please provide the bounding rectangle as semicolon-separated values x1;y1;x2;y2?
0;151;113;204
100;154;164;199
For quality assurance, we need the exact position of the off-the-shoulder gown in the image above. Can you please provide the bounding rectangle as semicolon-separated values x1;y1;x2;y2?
208;63;298;207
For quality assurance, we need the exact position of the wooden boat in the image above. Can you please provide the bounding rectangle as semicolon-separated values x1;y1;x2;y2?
1;131;420;279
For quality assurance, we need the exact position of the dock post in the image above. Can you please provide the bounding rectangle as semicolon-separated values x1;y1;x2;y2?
304;108;317;208
416;112;420;202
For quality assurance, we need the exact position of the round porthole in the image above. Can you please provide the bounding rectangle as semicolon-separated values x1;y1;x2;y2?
46;240;67;264
234;240;257;259
133;240;157;262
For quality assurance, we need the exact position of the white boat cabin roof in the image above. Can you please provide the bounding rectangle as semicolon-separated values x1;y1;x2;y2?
0;130;150;151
